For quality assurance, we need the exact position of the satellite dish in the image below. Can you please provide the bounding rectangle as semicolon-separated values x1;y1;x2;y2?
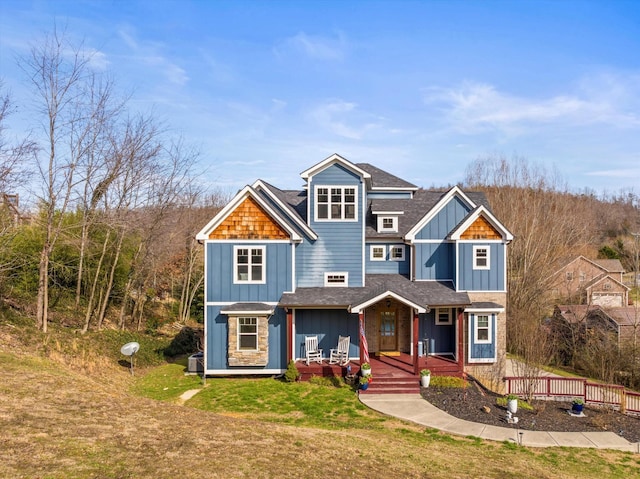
120;341;140;375
121;342;140;356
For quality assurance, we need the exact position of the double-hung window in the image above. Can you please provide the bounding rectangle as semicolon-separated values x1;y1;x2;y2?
474;314;491;343
316;186;356;221
234;246;265;283
370;245;386;261
237;317;258;350
473;246;490;270
390;245;405;261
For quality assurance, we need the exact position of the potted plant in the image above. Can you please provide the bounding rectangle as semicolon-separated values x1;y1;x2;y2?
420;369;431;387
506;394;518;414
360;362;371;376
571;398;584;414
359;374;372;390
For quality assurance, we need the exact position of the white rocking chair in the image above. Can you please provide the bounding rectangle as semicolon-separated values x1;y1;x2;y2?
329;335;350;365
305;335;323;365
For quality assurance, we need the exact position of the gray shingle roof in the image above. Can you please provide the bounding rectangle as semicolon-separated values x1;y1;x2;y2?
356;163;417;189
279;274;470;309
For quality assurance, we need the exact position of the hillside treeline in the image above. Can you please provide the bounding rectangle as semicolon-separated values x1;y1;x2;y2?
464;155;640;387
0;30;229;334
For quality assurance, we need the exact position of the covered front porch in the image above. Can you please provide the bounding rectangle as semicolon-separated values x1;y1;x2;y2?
296;353;465;393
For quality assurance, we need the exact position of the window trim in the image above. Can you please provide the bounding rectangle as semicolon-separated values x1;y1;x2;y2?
370;245;386;261
314;185;358;222
324;272;348;287
233;246;266;284
473;314;492;344
472;245;490;270
237;317;258;351
436;308;452;326
389;245;405;261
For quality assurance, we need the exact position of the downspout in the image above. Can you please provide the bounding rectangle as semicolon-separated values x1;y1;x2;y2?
286;309;293;363
458;308;465;372
413;310;420;375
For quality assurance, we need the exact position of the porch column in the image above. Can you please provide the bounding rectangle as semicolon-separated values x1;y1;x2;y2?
413;311;420;375
457;308;465;371
286;309;293;363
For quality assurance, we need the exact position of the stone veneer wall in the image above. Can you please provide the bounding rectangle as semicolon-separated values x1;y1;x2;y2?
464;291;508;393
227;316;269;366
363;300;411;353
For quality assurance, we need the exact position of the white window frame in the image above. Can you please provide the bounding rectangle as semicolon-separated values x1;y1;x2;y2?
377;216;398;232
390;245;405;261
314;185;357;221
237;317;258;351
324;272;348;287
436;308;452;326
233;246;266;284
370;245;386;261
474;314;492;344
473;245;490;270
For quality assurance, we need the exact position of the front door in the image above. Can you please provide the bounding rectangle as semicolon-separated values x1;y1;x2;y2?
379;309;397;351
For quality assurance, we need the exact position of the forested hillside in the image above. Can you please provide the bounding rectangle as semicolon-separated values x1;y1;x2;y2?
1;31;638;356
464;155;640;387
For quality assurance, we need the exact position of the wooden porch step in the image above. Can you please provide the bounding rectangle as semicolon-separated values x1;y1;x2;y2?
360;376;421;394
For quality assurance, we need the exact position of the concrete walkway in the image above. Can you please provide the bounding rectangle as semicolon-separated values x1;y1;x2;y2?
359;394;639;452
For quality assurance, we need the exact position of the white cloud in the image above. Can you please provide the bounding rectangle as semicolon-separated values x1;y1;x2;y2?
422;76;640;135
308;100;383;140
586;167;640;178
276;31;348;61
86;49;109;71
117;27;188;86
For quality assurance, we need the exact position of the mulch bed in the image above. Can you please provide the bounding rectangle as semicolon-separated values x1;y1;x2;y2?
420;379;640;444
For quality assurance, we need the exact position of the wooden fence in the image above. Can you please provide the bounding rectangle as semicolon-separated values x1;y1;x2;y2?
504;376;640;415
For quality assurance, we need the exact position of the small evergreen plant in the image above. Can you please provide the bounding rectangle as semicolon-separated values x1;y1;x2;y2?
283;360;300;382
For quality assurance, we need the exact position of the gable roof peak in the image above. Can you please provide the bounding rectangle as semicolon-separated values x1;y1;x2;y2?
300;153;371;180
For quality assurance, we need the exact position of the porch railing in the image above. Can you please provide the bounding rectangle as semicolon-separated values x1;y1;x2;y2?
504;376;640;415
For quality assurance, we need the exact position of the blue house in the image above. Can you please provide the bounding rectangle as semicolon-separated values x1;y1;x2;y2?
196;154;513;387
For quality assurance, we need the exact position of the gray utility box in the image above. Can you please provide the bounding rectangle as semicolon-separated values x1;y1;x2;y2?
188;352;204;373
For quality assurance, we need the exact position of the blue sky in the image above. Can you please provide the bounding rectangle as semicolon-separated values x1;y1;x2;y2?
1;0;639;195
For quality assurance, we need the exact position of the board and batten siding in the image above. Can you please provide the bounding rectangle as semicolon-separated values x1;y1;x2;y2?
468;313;497;362
414;242;455;281
205;242;292;302
298;163;364;287
415;196;471;240
458;243;505;291
294;309;359;359
365;243;410;274
420;310;456;354
206;305;287;370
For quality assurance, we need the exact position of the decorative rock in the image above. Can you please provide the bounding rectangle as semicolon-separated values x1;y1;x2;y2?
481;405;491;414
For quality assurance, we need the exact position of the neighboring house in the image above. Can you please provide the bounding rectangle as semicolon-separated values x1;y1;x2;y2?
0;193;26;226
549;256;629;307
553;304;640;348
196;154;513;384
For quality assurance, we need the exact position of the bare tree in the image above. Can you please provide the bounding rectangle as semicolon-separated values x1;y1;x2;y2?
18;28;97;331
464;154;596;379
0;83;37;294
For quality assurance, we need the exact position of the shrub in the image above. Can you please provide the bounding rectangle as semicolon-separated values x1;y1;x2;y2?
283;360;300;382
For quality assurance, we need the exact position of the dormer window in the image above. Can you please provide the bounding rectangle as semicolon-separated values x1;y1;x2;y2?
377;216;398;233
315;186;357;221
